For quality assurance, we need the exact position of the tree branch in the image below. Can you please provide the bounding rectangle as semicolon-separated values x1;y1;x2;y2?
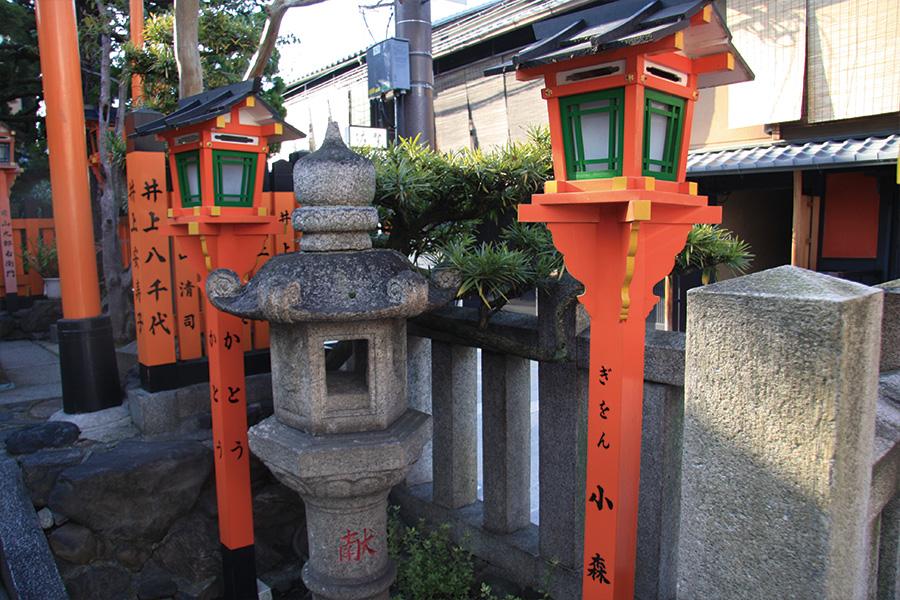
242;0;330;80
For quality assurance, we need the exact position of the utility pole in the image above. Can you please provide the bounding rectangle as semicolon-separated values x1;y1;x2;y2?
395;0;434;148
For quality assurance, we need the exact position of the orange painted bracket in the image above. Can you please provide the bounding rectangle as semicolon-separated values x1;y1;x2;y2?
691;52;735;74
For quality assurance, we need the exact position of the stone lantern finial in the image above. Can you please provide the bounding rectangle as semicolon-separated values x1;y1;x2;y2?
292;122;379;252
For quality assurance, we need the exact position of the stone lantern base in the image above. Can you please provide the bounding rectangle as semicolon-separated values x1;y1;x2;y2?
248;409;431;600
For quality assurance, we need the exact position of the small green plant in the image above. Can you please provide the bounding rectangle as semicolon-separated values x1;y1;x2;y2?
391;519;476;600
672;223;753;284
20;236;58;278
435;222;565;328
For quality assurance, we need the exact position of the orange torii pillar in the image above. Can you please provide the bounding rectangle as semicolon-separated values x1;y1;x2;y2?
35;0;121;413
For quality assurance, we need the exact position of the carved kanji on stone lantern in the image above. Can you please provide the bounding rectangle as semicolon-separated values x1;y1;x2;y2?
487;1;753;598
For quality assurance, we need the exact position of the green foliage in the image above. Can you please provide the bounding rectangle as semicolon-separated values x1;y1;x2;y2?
20;237;59;279
673;223;754;284
1;0;47;199
365;130;752;327
362;127;553;261
436;223;565;328
390;517;476;600
126;0;286;115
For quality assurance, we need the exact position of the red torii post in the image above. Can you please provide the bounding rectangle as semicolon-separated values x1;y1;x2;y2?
35;0;121;414
506;3;751;597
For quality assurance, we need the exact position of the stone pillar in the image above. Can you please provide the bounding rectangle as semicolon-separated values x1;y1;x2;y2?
679;266;883;600
877;495;900;599
635;381;683;600
406;335;433;486
537;279;587;569
481;351;531;534
875;280;900;372
431;341;478;509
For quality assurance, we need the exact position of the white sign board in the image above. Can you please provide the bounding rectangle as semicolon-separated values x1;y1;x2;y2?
346;126;388;148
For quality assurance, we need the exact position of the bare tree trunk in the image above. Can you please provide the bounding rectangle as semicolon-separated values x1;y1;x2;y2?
97;0;134;344
243;0;329;80
174;0;203;98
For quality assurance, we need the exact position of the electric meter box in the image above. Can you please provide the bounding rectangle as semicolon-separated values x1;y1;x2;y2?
367;38;410;99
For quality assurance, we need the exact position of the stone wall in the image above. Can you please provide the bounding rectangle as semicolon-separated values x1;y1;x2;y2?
4;398;308;600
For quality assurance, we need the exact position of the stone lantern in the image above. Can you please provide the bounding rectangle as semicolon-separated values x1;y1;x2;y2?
207;122;448;600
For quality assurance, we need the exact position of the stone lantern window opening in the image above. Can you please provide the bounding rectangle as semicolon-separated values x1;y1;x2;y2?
324;338;371;404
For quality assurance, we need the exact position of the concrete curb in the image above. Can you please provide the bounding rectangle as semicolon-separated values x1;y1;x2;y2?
0;457;68;600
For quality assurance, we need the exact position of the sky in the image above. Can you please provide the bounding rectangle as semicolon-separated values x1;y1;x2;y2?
276;0;494;84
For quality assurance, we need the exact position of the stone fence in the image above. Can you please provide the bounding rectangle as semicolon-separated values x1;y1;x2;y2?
394;285;688;599
394;267;900;600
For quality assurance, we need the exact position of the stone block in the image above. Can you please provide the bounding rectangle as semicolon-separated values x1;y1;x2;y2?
876;279;900;373
481;351;531;534
679;266;883;600
431;342;478;510
0;457;68;600
127;373;272;435
48;440;213;543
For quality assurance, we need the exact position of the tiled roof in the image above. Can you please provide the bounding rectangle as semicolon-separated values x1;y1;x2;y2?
687;135;900;175
133;78;305;143
485;0;754;88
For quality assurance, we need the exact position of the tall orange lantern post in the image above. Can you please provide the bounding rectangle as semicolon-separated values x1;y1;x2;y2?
132;79;304;599
489;2;752;598
0;123;20;311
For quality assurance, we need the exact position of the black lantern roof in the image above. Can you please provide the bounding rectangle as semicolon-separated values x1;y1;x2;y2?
132;78;305;144
486;0;753;88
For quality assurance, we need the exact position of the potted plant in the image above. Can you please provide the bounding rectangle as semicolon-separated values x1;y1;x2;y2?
20;236;61;298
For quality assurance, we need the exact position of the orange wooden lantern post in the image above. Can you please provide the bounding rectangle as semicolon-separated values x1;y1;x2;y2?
490;2;752;598
0;123;20;311
132;79;304;600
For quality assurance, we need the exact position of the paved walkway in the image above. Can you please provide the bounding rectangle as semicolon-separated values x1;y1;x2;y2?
0;340;64;446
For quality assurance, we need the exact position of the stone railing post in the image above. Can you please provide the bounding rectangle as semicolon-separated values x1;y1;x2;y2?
431;340;478;509
537;281;587;569
678;266;883;600
875;280;899;372
481;350;531;533
406;334;433;486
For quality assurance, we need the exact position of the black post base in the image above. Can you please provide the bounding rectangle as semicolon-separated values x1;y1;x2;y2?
3;292;19;312
57;315;122;414
221;543;257;600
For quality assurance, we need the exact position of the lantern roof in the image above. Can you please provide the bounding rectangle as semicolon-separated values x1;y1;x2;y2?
0;121;12;138
132;78;305;144
486;0;753;89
